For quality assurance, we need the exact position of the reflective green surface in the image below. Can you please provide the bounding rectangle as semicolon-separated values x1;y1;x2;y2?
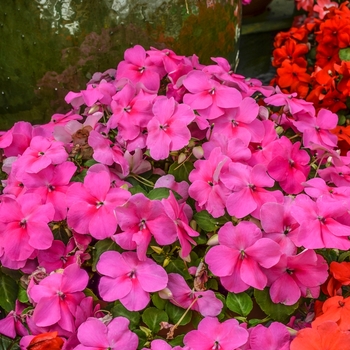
0;0;241;130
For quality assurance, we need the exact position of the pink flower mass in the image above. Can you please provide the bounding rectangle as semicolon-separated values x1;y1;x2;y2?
1;43;350;349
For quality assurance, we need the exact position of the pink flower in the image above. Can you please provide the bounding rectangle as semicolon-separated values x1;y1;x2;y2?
265;250;328;305
74;317;138;350
267;136;310;194
248;322;291;350
114;193;177;261
291;194;350;249
116;45;163;92
161;191;199;259
15;136;68;174
0;194;54;263
0;301;28;339
166;273;223;317
221;162;281;219
29;264;89;333
97;251;168;311
183;70;242;121
188;147;231;218
66;168;131;239
146;96;195;160
205;221;282;293
183;317;248;350
22;162;77;221
143;339;189;350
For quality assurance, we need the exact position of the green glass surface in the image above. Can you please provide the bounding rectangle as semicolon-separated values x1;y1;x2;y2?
0;0;241;130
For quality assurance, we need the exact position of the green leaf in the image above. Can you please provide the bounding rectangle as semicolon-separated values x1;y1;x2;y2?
169;334;185;347
254;288;299;322
110;303;141;330
0;272;18;312
165;259;192;280
0;334;20;350
248;318;268;326
71;169;87;182
17;285;28;303
129;184;148;196
142;307;168;333
165;302;192;326
84;159;98;167
92;239;120;272
226;292;253;317
147;188;171;200
133;329;146;350
83;288;99;301
339;251;350;262
193;210;228;232
168;161;194;182
152;293;167;310
339;47;350;61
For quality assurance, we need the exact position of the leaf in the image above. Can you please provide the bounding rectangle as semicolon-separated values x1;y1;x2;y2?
165;259;192;280
193;210;228;232
92;239;120;272
151;293;167;310
110;303;141;330
142;307;168;333
226;292;253;317
168;161;194;182
254;288;299;322
83;288;99;301
339;47;350;61
133;329;146;350
17;285;29;303
0;272;18;313
129;184;148;196
165;302;192;326
0;335;20;350
71;169;87;182
169;334;185;347
147;188;170;200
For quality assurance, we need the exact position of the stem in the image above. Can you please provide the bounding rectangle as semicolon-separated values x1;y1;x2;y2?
129;174;154;188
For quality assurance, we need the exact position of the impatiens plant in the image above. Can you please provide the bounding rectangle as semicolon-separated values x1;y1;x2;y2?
2;43;350;349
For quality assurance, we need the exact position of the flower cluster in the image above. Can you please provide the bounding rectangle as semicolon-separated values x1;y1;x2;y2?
1;44;350;349
272;0;350;153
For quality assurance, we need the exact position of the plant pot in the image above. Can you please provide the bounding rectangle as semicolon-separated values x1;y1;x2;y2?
0;0;241;129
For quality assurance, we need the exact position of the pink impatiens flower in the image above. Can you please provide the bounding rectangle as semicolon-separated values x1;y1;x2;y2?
205;221;282;293
265;249;328;305
29;264;89;333
146;96;195;160
66;167;131;239
183;317;248;350
74;317;138;350
114;193;177;261
0;193;55;264
97;251;168;311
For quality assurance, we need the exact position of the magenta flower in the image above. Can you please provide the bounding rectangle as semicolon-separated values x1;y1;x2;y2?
114;193;177;261
0;301;28;339
265;250;328;305
290;194;350;249
183;317;248;350
22;162;77;221
29;264;89;333
0;194;54;263
161;191;199;259
74;317;138;350
16;136;68;174
183;70;242;120
66;168;131;239
248;322;291;350
188;147;231;218
221;162;281;219
212;97;264;144
205;221;282;293
97;251;168;311
116;45;163;92
107;82;154;140
146;96;195;160
166;273;223;317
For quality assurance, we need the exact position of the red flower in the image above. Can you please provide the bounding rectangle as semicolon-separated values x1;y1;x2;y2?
27;332;64;350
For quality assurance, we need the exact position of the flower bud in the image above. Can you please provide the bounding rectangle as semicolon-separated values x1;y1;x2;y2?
207;234;219;246
150;246;163;254
88;105;100;114
163;257;171;267
158;287;173;299
178;152;187;164
190;220;197;231
193;146;204;159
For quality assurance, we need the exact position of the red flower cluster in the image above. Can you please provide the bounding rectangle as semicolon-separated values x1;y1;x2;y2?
272;2;350;148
